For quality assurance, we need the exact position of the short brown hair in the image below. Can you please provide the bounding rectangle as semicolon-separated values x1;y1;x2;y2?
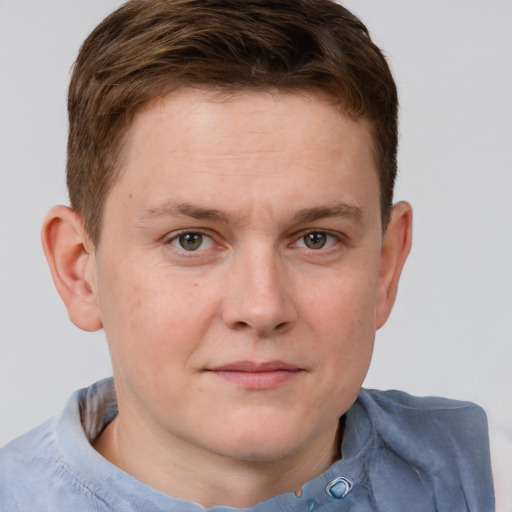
67;0;398;245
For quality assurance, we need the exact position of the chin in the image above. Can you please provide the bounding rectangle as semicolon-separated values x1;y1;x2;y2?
220;439;302;463
206;417;323;463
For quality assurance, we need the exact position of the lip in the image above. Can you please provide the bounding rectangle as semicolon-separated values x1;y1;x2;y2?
209;360;300;372
206;360;303;389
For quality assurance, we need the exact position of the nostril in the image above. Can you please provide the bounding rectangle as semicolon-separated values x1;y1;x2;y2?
230;320;289;334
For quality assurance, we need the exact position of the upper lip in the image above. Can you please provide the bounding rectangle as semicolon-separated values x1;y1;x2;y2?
208;361;301;372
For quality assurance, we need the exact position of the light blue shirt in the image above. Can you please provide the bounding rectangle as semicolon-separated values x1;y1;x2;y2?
0;379;494;511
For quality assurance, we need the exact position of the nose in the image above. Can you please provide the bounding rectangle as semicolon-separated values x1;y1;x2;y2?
220;247;298;336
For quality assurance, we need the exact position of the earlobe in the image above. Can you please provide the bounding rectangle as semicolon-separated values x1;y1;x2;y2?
41;206;103;332
375;201;413;329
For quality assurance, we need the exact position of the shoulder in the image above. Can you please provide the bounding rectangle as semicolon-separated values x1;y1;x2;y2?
357;388;491;461
359;388;489;427
0;418;63;510
352;389;494;510
0;382;116;511
0;416;57;468
358;388;491;448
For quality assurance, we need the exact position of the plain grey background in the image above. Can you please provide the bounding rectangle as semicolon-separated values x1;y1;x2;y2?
1;1;511;508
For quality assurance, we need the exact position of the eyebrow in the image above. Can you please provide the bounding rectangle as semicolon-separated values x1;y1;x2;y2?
292;203;363;225
137;200;363;226
138;201;231;223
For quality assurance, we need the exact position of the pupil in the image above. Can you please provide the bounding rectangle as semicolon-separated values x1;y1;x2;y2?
179;233;202;250
305;232;327;249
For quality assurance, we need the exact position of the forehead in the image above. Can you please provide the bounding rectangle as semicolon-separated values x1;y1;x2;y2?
107;89;380;227
129;88;375;150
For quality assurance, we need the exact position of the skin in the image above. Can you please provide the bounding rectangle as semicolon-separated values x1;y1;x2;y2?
43;89;412;508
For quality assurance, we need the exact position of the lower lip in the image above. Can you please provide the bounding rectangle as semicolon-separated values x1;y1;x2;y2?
210;369;301;389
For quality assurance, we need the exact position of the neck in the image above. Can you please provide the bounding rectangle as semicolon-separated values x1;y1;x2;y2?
94;410;342;508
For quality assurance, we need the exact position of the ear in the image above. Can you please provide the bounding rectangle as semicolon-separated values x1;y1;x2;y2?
41;205;103;332
375;201;413;329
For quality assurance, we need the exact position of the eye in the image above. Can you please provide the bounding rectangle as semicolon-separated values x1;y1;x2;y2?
169;232;214;251
295;231;338;250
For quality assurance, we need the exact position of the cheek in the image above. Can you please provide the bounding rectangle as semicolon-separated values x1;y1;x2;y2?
302;269;378;398
107;276;230;396
305;266;379;340
98;262;206;373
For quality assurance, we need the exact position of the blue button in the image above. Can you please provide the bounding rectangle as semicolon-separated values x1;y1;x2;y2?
325;477;353;499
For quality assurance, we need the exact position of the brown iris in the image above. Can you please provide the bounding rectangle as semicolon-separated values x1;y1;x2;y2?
178;233;203;251
304;232;327;249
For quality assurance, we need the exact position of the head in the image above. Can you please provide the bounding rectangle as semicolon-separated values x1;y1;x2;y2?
67;0;399;246
42;0;412;497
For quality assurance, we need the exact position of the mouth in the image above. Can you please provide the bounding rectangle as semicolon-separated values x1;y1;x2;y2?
206;361;303;389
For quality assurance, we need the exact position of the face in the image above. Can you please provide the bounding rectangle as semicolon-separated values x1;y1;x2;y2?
91;90;386;463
